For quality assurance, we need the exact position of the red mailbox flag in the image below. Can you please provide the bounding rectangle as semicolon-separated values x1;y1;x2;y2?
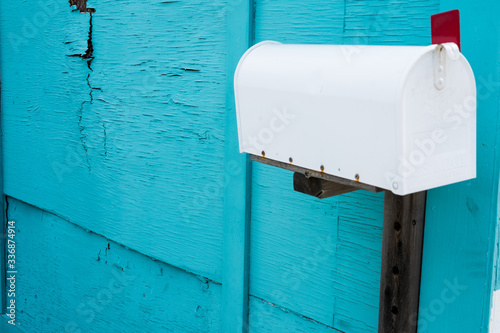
431;9;461;51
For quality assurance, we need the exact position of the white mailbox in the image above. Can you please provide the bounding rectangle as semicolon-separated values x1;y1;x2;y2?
234;41;476;195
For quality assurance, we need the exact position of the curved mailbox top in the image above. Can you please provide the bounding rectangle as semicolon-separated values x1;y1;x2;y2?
234;41;476;195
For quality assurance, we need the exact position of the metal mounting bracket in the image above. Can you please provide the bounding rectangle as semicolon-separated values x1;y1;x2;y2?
250;155;382;198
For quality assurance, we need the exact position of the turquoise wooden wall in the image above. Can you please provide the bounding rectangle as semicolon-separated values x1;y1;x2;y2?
0;0;499;332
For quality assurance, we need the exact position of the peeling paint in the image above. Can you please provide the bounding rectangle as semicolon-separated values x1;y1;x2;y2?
68;0;95;13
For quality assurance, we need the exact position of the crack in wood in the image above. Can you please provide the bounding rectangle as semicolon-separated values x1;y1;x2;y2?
66;5;96;172
77;99;91;172
67;13;94;70
102;123;107;158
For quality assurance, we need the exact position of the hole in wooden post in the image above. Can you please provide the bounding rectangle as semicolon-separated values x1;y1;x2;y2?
394;221;401;231
392;266;399;275
391;306;399;315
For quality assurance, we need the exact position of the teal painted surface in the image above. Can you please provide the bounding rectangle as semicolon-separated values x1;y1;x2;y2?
0;0;227;281
7;197;221;332
0;0;499;332
419;1;500;332
249;164;384;332
222;0;253;331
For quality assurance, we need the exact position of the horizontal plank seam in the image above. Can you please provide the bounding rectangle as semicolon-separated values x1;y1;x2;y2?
249;295;345;332
4;195;221;285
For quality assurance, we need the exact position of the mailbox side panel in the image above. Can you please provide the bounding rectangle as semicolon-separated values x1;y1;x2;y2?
398;48;476;195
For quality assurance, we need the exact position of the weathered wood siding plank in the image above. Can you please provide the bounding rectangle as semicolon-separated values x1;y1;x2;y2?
8;197;221;332
249;164;384;332
249;166;340;325
333;193;384;332
0;0;228;281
